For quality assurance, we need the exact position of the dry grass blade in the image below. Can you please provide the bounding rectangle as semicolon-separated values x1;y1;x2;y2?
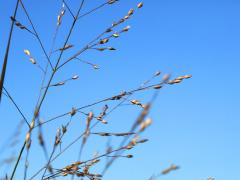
0;0;20;103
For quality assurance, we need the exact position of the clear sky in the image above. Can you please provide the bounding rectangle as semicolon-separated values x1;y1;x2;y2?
0;0;240;179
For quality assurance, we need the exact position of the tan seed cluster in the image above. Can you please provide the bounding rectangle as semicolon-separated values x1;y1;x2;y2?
168;74;192;84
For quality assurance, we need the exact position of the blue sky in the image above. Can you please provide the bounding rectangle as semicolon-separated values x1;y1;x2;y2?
0;0;240;179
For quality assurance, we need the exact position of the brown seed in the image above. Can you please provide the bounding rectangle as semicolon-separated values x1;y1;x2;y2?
124;15;130;20
131;99;141;105
99;38;109;44
105;28;112;32
137;2;144;8
70;107;77;116
24;49;31;56
112;33;120;38
29;57;37;64
167;80;175;85
125;145;133;150
184;74;192;79
62;125;67;134
108;47;116;50
126;154;133;158
25;132;31;142
173;79;182;83
153;85;162;89
128;9;134;16
112;22;118;27
175;76;185;80
59;44;74;51
97;48;107;51
122;25;131;32
108;0;117;4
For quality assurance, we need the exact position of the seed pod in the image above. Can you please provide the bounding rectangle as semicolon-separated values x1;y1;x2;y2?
74;161;82;166
139;118;152;132
24;49;31;56
96;48;107;51
108;0;117;4
125;145;133;150
38;133;44;146
137;139;149;144
131;100;141;105
26;139;31;149
124;15;130;20
137;2;144;8
25;132;31;142
70;107;77;116
62;125;67;134
15;22;25;29
184;74;192;79
128;9;134;16
53;81;65;86
72;75;79;80
30;120;35;129
93;65;99;69
153;85;162;89
105;28;112;33
29;57;37;64
168;80;175;85
173;79;182;84
101;119;108;124
161;164;180;175
59;44;73;51
108;47;116;50
99;38;109;44
126;154;133;158
112;33;120;38
122;25;131;32
155;71;161;76
175;76;185;80
112;22;118;27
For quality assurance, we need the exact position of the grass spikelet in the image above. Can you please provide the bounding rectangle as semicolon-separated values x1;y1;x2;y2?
137;2;144;9
161;164;180;175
